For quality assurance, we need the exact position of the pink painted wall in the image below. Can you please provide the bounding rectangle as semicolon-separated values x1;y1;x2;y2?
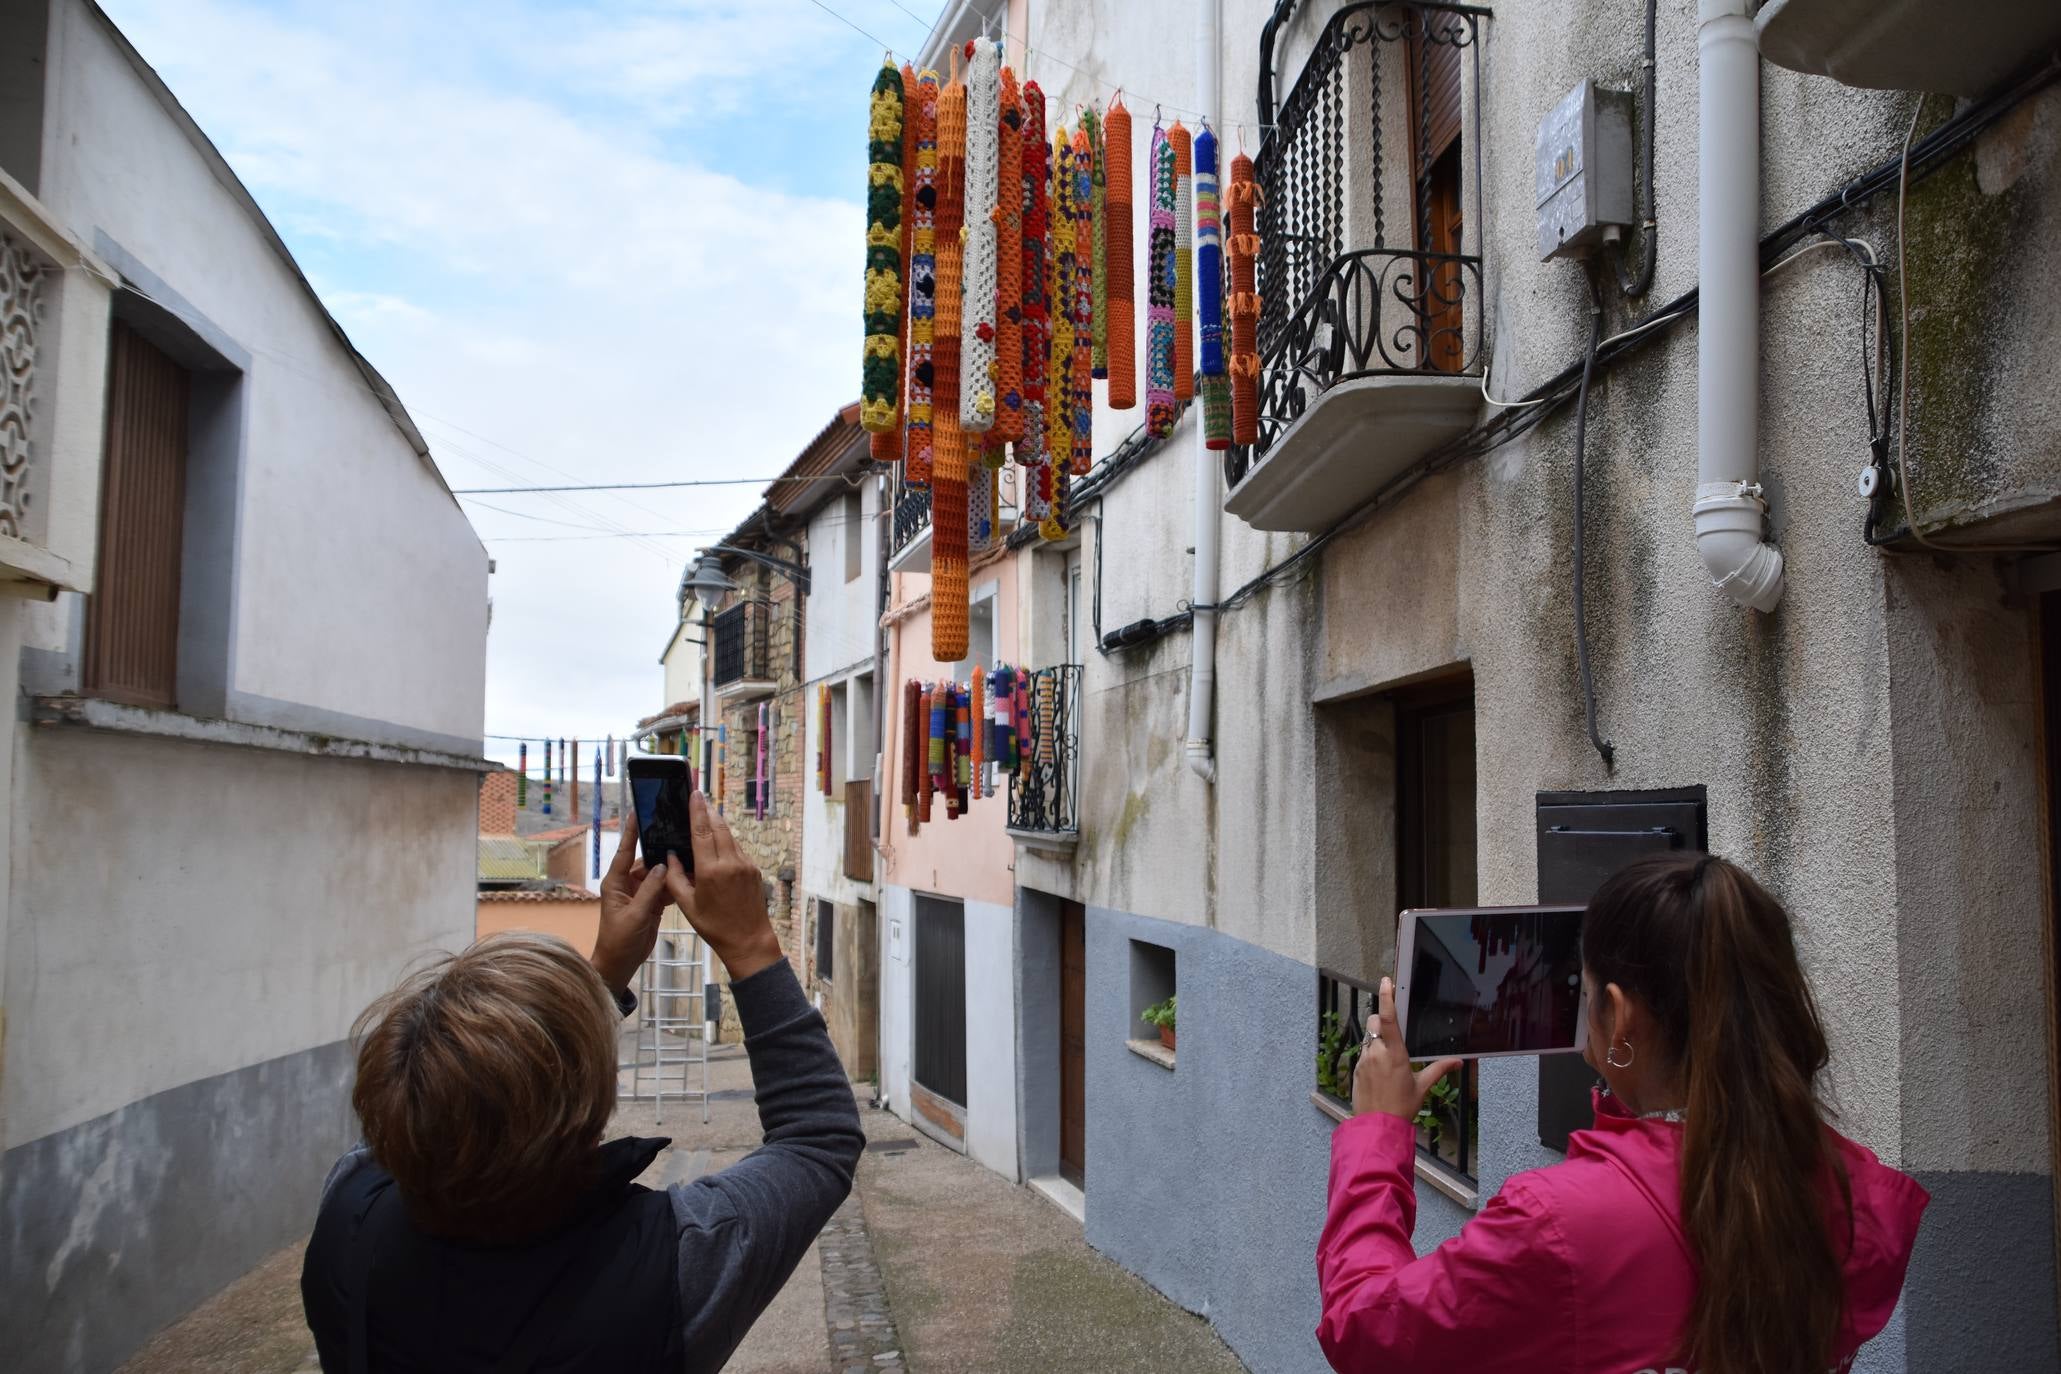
878;562;1021;907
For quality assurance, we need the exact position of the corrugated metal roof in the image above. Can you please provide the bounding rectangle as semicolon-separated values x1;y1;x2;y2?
477;836;548;881
477;885;599;903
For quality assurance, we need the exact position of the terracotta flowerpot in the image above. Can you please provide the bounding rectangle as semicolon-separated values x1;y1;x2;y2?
1158;1024;1177;1052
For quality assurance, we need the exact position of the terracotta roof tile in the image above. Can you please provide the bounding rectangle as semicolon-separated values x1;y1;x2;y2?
477;885;599;903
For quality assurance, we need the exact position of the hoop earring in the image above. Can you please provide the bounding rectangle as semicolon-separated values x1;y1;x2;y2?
1605;1039;1635;1070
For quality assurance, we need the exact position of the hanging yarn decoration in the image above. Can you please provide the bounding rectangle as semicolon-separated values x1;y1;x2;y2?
874;62;919;462
1036;673;1057;766
969;459;994;553
1195;124;1231;451
954;685;972;809
818;684;831;796
931;64;971;662
1103;98;1137;411
604;735;614;778
1018;84;1048;472
1083;107;1107;378
516;742;527;809
571;738;580;820
1171;122;1195;403
756;702;768;819
1227;150;1262;447
969;665;984;800
1039;123;1074;539
902;679;921;815
989;69;1025;452
542;738;554;815
591;747;602;874
1146;121;1176;438
905;69;941;485
958;39;1000;434
1070;125;1095;477
862;61;906;434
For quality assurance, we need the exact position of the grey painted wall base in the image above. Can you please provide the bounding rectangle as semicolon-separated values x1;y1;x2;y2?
0;1037;356;1373
1902;1169;2055;1373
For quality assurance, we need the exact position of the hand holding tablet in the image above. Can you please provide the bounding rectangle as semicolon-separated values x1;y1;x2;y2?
1393;905;1588;1061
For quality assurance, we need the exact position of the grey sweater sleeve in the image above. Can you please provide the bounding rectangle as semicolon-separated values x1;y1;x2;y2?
668;959;865;1373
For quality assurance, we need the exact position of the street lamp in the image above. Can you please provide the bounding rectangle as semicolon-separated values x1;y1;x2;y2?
678;553;738;785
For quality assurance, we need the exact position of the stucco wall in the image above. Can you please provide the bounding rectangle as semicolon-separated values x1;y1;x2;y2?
25;0;488;748
474;897;601;955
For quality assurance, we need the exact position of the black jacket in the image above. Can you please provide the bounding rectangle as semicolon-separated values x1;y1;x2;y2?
302;960;863;1373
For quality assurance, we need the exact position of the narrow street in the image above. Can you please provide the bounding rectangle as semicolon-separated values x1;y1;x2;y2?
115;1045;1244;1374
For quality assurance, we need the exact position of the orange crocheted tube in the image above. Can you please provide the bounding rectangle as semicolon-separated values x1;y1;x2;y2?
990;70;1025;448
1228;152;1260;446
1104;99;1136;411
931;412;971;663
933;75;967;428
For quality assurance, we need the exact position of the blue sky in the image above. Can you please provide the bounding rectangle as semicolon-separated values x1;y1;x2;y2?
97;0;944;765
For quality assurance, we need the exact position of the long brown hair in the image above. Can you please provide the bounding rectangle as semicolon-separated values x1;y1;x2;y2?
351;932;620;1241
1582;852;1851;1374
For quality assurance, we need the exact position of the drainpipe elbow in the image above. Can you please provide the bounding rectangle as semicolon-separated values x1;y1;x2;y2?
1185;738;1217;785
1693;481;1785;612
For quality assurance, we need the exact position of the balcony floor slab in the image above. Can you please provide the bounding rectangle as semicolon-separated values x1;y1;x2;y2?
1226;374;1481;533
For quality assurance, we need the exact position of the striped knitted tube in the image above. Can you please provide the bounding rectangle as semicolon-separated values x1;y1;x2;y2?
1193;125;1230;450
902;679;920;810
1103;99;1136;411
1146;122;1176;438
1084;107;1107;377
861;62;904;433
920;684;937;823
1228;151;1261;447
989;69;1025;449
970;666;984;800
904;70;941;483
1069;125;1095;477
1171;122;1194;403
1018;83;1048;470
874;62;919;462
516;742;527;808
958;39;1000;433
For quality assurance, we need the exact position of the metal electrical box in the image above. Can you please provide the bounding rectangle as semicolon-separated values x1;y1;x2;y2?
1535;79;1636;262
1534;786;1707;1151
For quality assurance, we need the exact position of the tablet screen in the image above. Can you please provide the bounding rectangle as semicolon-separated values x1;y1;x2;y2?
1400;906;1587;1059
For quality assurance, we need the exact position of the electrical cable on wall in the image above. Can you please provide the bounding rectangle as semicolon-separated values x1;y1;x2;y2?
1569;271;1613;769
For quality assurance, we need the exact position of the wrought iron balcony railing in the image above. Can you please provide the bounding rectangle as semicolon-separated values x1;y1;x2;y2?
711;600;770;688
1007;664;1080;837
891;478;932;559
1317;966;1478;1182
1235;2;1490;485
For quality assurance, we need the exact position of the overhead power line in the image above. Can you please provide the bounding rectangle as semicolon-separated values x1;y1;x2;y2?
452;473;865;495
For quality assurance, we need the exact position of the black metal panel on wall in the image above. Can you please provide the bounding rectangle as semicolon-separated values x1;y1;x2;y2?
913;895;968;1107
1534;787;1707;1152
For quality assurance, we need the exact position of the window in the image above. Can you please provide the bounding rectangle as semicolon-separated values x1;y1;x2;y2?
86;322;189;707
843;490;863;583
816;897;835;984
1395;678;1479;1181
1126;939;1177;1069
744;723;764;813
828;680;850;791
849;672;877;783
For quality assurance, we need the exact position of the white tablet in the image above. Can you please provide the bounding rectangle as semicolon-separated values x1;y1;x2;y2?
1394;905;1589;1060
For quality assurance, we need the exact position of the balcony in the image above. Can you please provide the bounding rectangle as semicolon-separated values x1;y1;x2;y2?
1225;2;1490;533
711;601;774;699
1007;664;1080;845
888;476;933;573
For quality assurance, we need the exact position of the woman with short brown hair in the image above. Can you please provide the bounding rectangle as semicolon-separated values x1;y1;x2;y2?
302;791;863;1373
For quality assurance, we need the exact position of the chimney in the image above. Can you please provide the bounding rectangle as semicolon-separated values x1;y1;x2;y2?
480;771;518;834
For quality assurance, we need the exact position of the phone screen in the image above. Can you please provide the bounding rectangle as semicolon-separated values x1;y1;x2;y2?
1400;906;1586;1059
628;759;694;875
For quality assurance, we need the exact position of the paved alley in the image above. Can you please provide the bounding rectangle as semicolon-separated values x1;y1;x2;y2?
116;1041;1243;1374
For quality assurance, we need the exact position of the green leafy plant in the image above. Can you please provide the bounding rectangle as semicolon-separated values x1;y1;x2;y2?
1141;994;1177;1031
1414;1070;1461;1147
1316;1010;1362;1100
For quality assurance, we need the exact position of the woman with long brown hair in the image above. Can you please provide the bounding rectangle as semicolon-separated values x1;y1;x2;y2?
1318;852;1929;1372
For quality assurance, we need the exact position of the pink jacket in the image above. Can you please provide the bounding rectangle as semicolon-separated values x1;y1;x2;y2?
1318;1092;1929;1373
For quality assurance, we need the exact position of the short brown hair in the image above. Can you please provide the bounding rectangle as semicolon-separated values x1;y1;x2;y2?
351;932;618;1240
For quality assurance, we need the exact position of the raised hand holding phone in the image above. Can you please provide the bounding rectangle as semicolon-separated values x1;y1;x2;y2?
592;813;672;993
660;791;783;983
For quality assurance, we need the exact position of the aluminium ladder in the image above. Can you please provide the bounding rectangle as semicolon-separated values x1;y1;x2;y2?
618;921;713;1124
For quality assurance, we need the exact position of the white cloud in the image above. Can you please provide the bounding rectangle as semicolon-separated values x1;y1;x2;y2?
97;0;897;756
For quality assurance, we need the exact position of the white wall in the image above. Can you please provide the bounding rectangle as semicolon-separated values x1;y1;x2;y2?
880;882;913;1118
26;0;487;746
962;896;1019;1179
661;615;702;712
803;477;881;682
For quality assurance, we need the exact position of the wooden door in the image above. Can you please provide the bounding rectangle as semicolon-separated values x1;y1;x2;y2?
86;322;188;707
1408;11;1466;374
1059;899;1087;1186
913;895;968;1106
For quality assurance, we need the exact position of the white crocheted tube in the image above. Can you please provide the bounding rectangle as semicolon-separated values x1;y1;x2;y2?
958;37;1000;432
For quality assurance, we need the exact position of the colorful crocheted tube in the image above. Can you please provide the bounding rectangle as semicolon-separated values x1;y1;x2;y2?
1202;374;1232;450
920;684;937;823
931;69;971;663
571;738;580;818
1171;122;1195;403
989;69;1025;448
862;62;905;434
1227;151;1261;447
1084;107;1107;378
516;742;527;808
969;666;984;800
1103;98;1136;411
969;458;994;554
934;73;967;430
1045;127;1074;478
1195;125;1225;377
905;70;941;483
874;62;919;462
1018;83;1048;470
1146;122;1175;438
1070;125;1094;476
1036;672;1057;766
902;679;920;810
542;738;553;815
958;39;1000;433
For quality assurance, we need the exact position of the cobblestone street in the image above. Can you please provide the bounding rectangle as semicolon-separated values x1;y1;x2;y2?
116;1044;1241;1374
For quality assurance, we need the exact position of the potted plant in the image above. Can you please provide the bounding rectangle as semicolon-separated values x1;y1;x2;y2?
1316;1010;1361;1101
1141;994;1178;1052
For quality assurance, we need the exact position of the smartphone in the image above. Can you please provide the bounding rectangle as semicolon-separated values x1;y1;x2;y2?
1393;905;1588;1060
625;756;694;876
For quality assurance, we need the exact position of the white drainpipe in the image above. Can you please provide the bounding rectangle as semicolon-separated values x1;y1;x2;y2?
1186;0;1222;784
1693;0;1784;613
